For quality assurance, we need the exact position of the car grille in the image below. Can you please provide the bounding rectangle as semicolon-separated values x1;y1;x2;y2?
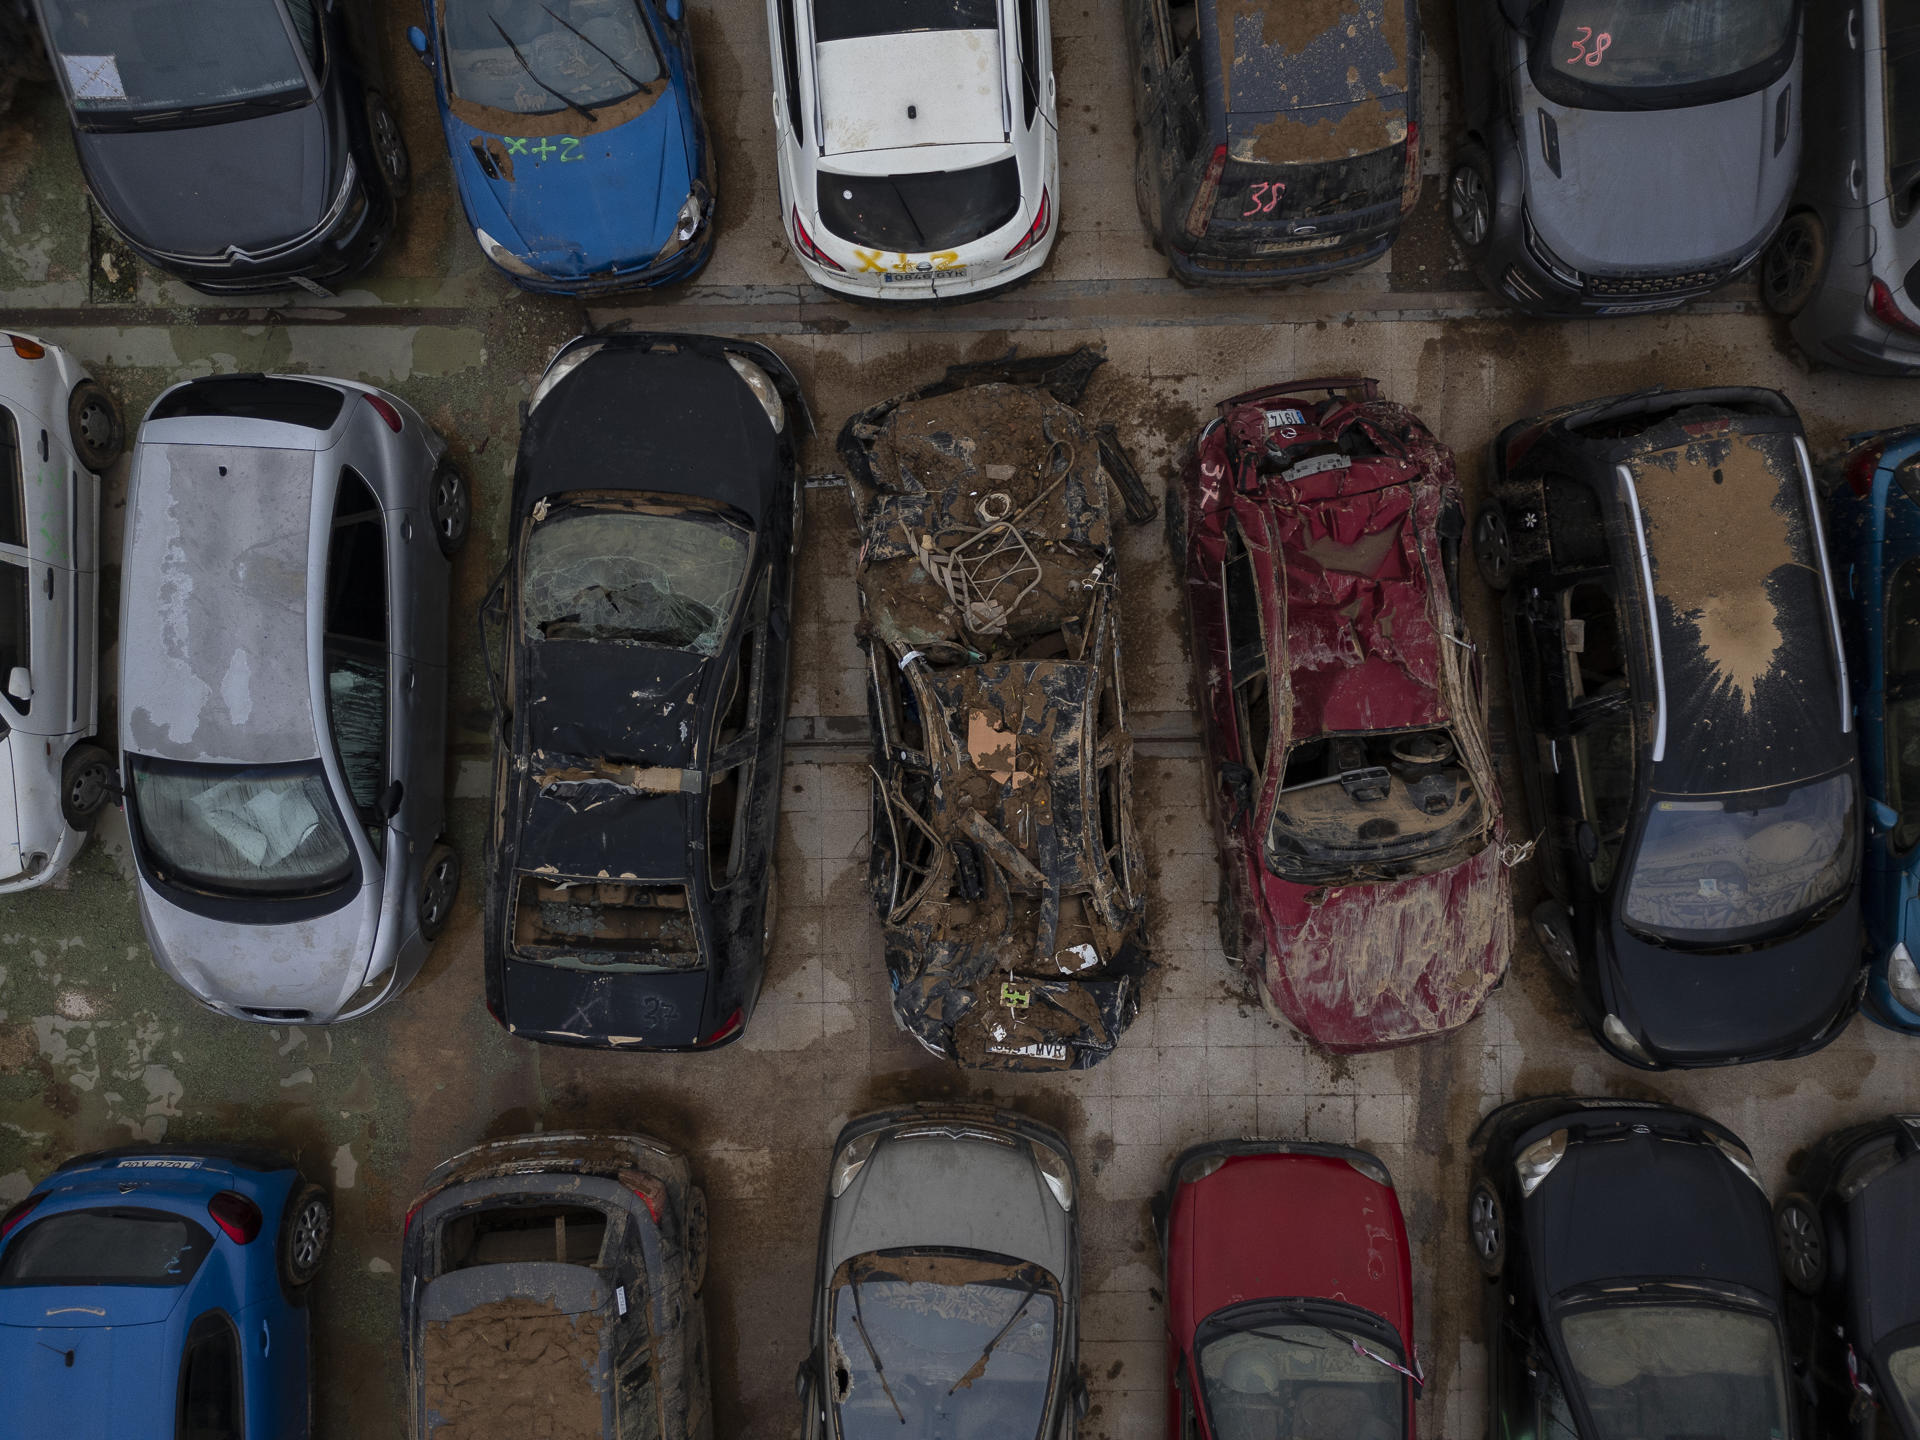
1584;264;1733;298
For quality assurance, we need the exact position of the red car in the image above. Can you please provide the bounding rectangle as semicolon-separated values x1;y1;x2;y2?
1156;1141;1421;1440
1173;377;1512;1050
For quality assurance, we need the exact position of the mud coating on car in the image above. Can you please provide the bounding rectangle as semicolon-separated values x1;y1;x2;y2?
1211;0;1407;125
841;349;1150;1071
422;1296;607;1438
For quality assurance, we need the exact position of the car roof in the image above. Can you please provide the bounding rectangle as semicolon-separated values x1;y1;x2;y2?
1203;0;1411;130
122;436;321;765
816;29;1007;157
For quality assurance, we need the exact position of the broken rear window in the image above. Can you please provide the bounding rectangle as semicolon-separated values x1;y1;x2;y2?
817;160;1021;252
512;876;705;971
522;509;749;656
440;1202;612;1270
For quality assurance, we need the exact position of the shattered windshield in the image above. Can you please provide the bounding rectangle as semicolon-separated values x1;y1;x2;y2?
1197;1320;1405;1440
1621;771;1857;945
1537;0;1797;105
38;0;311;120
128;755;356;897
1559;1303;1791;1440
829;1251;1059;1439
441;0;663;114
522;509;749;655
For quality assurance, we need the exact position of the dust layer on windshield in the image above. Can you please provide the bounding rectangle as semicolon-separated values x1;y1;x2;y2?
1559;1303;1789;1440
442;0;667;131
1199;1325;1402;1440
521;508;748;656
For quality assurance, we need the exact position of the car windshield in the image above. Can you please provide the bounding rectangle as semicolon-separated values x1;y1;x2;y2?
828;1251;1059;1439
1887;1340;1920;1436
0;1208;212;1287
817;161;1022;251
812;0;996;43
1538;0;1796;101
521;509;749;655
1559;1302;1791;1440
129;756;357;897
1620;771;1857;945
441;0;663;114
38;0;310;120
1197;1320;1405;1440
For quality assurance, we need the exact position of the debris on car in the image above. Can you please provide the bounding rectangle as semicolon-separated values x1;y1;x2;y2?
839;349;1152;1071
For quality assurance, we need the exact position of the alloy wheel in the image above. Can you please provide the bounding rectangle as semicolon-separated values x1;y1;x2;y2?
1449;165;1491;251
1776;1197;1825;1293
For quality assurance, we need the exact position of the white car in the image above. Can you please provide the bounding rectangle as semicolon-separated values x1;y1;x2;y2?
0;331;120;892
767;0;1058;298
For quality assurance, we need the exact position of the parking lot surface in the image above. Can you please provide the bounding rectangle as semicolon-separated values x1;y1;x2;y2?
2;1;1917;1436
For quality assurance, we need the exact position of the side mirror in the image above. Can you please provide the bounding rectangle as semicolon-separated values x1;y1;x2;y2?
664;0;683;21
1574;821;1599;862
376;779;405;822
5;666;31;702
1872;799;1901;832
407;24;429;57
1072;1378;1091;1420
793;1357;812;1400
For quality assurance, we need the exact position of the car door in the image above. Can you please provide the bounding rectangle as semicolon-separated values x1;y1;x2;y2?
1214;519;1272;943
179;1308;247;1440
0;406;72;741
706;569;769;900
379;455;449;862
239;1292;309;1440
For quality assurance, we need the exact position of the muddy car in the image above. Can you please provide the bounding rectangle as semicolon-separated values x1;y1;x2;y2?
401;1131;710;1440
1473;386;1862;1069
839;350;1152;1071
1172;379;1511;1052
481;332;806;1051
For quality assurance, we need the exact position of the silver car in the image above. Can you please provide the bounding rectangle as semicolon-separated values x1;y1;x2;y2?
1762;0;1920;372
118;374;470;1024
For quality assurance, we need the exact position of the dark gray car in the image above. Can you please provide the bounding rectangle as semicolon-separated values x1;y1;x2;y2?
1449;0;1802;316
799;1105;1086;1438
1761;0;1920;373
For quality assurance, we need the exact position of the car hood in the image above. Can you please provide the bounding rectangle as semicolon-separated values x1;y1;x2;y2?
449;101;693;274
1518;70;1797;274
74;101;337;259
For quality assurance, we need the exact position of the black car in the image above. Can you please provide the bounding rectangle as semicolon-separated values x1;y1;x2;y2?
1448;0;1801;316
1467;1097;1799;1440
29;0;410;295
1473;385;1863;1069
481;331;806;1051
1775;1114;1920;1440
1123;0;1420;283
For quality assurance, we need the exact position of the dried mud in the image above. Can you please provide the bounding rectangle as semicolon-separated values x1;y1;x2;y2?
423;1299;606;1440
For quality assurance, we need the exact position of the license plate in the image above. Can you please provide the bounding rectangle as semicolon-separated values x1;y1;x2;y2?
989;1041;1068;1061
1264;407;1307;428
1594;299;1678;316
882;267;968;284
116;1157;201;1169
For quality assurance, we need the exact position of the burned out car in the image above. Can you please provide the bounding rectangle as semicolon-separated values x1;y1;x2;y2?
401;1131;711;1440
840;351;1151;1071
1172;379;1512;1052
481;332;806;1051
1473;386;1863;1069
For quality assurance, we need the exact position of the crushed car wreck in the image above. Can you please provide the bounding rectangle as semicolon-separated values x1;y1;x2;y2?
839;350;1152;1071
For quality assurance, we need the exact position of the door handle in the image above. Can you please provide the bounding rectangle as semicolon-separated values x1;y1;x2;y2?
259;1319;271;1357
42;567;52;599
1848;8;1859;48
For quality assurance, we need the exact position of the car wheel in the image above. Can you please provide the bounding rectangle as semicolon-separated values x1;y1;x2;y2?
1760;211;1826;318
1471;501;1512;591
685;1185;709;1295
59;743;115;829
367;91;411;199
279;1184;332;1294
1447;146;1495;259
428;459;470;557
418;843;460;942
1531;900;1579;984
67;380;123;472
1775;1192;1826;1295
1469;1178;1506;1277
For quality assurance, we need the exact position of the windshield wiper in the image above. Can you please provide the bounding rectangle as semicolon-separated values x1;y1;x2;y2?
489;16;599;122
847;1272;907;1425
1219;1315;1419;1383
948;1273;1045;1394
883;176;929;251
538;2;651;91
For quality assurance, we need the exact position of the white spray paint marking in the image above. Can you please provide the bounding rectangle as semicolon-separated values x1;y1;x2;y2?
367;1257;393;1275
0;1171;30;1205
333;1144;358;1190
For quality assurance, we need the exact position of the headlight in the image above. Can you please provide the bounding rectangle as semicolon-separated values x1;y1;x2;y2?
1030;1140;1072;1211
1177;1152;1225;1186
1514;1130;1566;1197
321;158;364;235
829;1132;879;1197
652;182;711;264
1705;1132;1766;1192
1345;1152;1393;1188
475;227;544;280
1602;1013;1655;1065
726;353;786;432
1890;942;1920;1014
529;340;606;412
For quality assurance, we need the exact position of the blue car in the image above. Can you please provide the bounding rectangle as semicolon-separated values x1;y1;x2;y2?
0;1145;331;1439
1828;424;1920;1031
408;0;716;294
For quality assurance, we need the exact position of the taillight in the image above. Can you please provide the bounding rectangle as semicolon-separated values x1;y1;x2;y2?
1399;120;1421;216
618;1170;664;1223
791;208;845;271
1004;188;1051;260
207;1191;262;1244
1184;144;1228;240
1844;440;1886;498
364;393;404;432
403;1199;424;1234
697;1007;744;1047
0;1193;44;1240
8;335;45;360
1868;278;1920;337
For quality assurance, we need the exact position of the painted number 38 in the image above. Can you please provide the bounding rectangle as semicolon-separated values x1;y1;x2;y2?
1242;180;1287;217
1565;26;1612;65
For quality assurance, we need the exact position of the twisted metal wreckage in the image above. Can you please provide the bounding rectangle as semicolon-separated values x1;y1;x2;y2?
840;350;1158;1070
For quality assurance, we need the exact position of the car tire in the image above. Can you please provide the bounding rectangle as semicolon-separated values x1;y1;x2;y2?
67;379;123;473
1531;900;1579;983
367;91;411;199
1775;1192;1826;1295
418;843;460;942
685;1185;709;1295
1469;1177;1506;1277
1447;145;1495;259
428;458;470;557
279;1183;332;1296
1471;501;1512;591
59;742;115;829
1760;211;1826;318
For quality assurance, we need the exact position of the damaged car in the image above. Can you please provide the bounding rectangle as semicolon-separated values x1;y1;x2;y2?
840;350;1152;1071
1473;386;1862;1069
1171;378;1512;1052
481;331;806;1051
401;1131;710;1440
798;1104;1087;1437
